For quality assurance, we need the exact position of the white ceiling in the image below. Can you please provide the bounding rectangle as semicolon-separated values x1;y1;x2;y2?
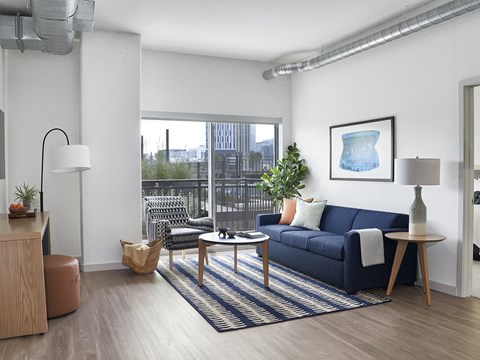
0;0;439;63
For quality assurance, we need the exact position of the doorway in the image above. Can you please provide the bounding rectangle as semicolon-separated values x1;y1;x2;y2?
460;80;480;298
472;85;480;297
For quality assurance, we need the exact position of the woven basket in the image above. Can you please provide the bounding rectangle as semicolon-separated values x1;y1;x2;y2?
120;239;162;274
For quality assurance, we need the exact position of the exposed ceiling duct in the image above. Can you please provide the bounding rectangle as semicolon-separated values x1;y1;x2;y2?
0;0;94;55
263;0;480;80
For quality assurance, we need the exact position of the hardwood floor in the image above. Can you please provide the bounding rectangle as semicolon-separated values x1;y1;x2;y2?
2;253;480;360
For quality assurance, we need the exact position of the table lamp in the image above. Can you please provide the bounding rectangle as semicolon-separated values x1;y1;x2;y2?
394;157;440;235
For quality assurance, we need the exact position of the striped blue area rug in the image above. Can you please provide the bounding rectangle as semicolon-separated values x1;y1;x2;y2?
156;253;390;332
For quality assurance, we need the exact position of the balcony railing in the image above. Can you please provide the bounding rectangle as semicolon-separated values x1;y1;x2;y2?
142;178;274;235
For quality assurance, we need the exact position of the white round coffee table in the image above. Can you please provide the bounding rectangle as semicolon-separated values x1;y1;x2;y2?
197;232;269;288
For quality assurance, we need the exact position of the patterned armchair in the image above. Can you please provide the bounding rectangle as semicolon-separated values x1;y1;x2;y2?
144;196;214;269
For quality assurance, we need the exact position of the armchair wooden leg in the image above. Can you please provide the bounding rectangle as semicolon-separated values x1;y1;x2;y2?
204;250;209;265
169;251;173;270
182;250;186;259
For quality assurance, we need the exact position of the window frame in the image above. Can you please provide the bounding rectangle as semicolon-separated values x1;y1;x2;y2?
141;110;281;225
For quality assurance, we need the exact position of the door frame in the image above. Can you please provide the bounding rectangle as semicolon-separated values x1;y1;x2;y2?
459;77;480;297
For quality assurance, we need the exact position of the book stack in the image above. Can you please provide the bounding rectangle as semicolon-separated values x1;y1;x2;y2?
235;230;265;239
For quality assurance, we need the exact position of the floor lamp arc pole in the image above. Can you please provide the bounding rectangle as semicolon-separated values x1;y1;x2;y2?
40;128;70;212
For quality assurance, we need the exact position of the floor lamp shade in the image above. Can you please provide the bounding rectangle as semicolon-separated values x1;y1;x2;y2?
395;158;440;235
50;145;91;173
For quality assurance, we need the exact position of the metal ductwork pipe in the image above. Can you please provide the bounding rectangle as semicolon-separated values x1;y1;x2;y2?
0;0;94;55
263;0;480;80
30;0;77;55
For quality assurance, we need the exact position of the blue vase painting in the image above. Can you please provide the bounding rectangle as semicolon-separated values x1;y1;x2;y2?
339;130;380;172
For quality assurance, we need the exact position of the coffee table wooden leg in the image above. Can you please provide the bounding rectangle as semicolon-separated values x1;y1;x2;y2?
386;240;408;295
262;240;269;288
418;243;432;306
198;239;205;286
234;245;238;273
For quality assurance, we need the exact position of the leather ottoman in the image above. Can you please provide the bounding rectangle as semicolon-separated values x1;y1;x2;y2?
43;255;80;319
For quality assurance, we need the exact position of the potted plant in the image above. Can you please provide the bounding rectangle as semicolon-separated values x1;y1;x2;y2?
256;143;309;210
14;182;39;209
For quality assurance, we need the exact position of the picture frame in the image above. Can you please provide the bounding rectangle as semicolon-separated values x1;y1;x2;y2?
329;116;394;182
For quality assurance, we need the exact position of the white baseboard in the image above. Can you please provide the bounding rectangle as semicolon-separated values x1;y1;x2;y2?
81;261;126;272
429;280;457;296
415;278;457;297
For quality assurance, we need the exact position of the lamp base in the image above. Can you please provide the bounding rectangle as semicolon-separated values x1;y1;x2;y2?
409;222;427;236
409;185;427;236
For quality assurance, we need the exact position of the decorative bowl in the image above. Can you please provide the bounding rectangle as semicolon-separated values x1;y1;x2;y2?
227;230;236;238
217;227;230;238
9;206;27;214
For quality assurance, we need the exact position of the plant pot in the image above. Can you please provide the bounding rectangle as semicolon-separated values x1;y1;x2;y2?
22;199;31;210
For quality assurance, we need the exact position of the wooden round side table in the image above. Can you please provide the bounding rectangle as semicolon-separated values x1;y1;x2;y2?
385;232;446;306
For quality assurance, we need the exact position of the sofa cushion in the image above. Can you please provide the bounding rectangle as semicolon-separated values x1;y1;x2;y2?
351;209;408;230
320;205;360;234
279;230;338;250
290;200;327;230
279;197;314;225
256;224;305;242
306;236;345;261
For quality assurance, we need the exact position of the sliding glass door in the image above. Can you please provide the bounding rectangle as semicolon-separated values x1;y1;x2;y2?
140;114;278;238
212;123;276;230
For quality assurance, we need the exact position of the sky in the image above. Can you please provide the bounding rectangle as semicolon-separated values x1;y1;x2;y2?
141;120;274;154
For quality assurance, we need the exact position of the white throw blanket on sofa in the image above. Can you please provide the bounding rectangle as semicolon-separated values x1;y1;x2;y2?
356;228;384;267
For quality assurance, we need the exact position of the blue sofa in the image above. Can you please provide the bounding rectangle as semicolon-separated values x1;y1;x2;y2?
256;204;417;294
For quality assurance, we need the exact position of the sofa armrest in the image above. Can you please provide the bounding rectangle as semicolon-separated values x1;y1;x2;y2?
187;216;213;224
343;228;416;293
148;219;171;243
186;217;214;231
380;228;407;235
344;228;409;262
256;213;281;227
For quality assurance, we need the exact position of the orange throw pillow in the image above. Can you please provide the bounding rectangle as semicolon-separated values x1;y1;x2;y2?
279;197;314;225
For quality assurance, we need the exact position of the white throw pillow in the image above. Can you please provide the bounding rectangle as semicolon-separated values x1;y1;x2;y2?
290;199;327;230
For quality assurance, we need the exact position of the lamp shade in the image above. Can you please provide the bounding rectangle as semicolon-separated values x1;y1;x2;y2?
394;158;440;186
49;144;91;173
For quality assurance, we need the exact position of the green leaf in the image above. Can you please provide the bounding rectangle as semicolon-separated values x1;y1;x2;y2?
256;143;309;210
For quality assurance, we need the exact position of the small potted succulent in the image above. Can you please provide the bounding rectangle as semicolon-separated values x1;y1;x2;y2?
14;182;39;210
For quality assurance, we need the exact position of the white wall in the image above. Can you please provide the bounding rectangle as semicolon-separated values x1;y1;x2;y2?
475;86;480;165
6;47;82;256
142;51;292;147
80;31;142;271
291;12;480;294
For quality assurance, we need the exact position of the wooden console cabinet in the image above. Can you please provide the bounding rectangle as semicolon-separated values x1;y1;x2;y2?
0;212;50;339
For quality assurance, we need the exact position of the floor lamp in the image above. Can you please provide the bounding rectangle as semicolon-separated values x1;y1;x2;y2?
40;128;91;212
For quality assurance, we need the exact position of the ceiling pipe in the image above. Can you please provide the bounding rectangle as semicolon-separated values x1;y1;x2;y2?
263;0;480;80
31;0;77;54
0;0;94;55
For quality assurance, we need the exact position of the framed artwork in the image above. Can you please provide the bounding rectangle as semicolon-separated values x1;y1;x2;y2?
329;116;394;182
